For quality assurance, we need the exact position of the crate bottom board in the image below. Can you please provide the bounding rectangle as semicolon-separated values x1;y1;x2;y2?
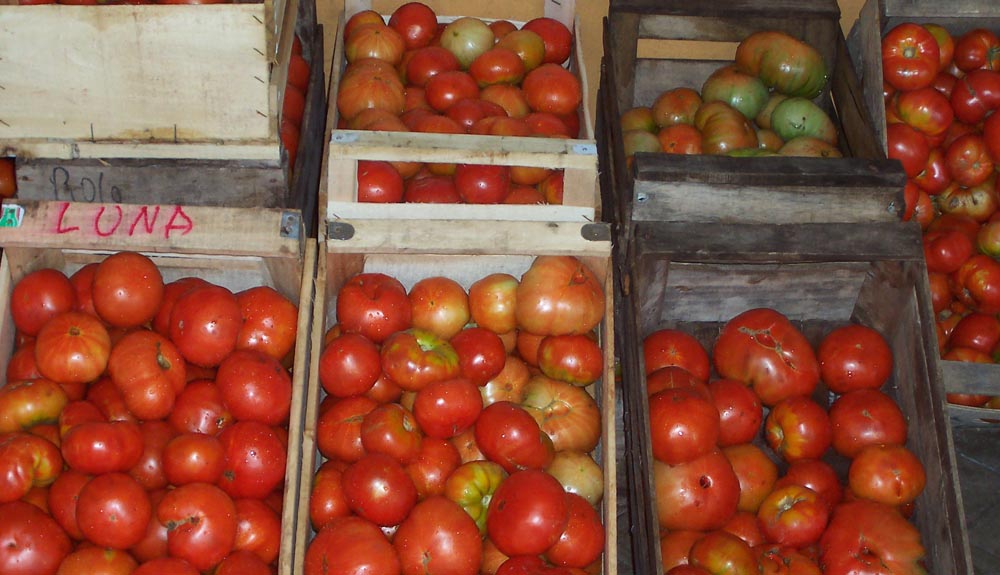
953;426;1000;574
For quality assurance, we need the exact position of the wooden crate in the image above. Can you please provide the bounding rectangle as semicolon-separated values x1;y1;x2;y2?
321;0;600;225
617;221;972;575
0;3;325;234
846;0;1000;428
294;220;617;573
0;238;318;575
600;0;904;237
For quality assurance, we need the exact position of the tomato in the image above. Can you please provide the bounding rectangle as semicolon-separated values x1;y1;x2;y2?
389;2;437;50
949;312;1000;353
765;396;832;463
92;252;164;328
309;460;350;531
950;69;1000;124
723;443;779;514
337;63;406;121
217;421;286;500
381;329;461;391
544;492;604;568
448;327;506;387
938;177;1000;222
453;164;512;204
316;395;377;462
425;70;480;112
658;124;704;154
409;276;471;339
345;23;406;66
152;278;211;337
819;500;925;575
358;402;422;464
756;545;822;575
951;254;1000;313
894;86;953;136
648;388;720;465
486;469;569;556
757;485;830;548
646;367;710;399
515;257;604;337
659;529;702;571
735;30;828;99
479;355;528;407
654;450;740;532
10;268;76;337
881;23;941;91
232;498;280;564
215;350;291;425
305;515;400;575
405;46;460;88
652;87;702;128
537;334;603;386
816;324;893;393
0;433;62;503
337;273;412;344
0;500;72;575
132;557;200;575
0;157;15;199
885;122;930;178
62;421;144;475
169;285;244;368
689;530;759;575
214;550;272;575
947;133;995;187
443;460;506;534
848;444;926;507
642;329;710;380
406;437;462;499
34;311;111;385
162;432;226;485
521;17;572;66
404;173;462;202
168;380;234;436
470;47;527;87
76;472;151;549
521;375;601;453
954;28;1000;72
413;378;483;439
47;468;89;540
342;453;417;527
713;308;820;406
158;482;238;572
829;389;908;459
107;329;186;420
6;341;41;382
522;64;581;116
0;379;68;434
708;379;763;447
923;229;975;274
440;17;495;69
130;420;177;491
56;547;138;575
475;401;554;472
235;285;298;361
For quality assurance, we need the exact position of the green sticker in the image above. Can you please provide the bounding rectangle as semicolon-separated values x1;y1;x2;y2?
0;204;24;228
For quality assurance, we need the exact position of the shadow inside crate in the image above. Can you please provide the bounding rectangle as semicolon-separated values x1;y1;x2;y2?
953;427;1000;574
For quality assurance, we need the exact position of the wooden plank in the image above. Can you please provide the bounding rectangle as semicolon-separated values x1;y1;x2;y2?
0;199;303;257
943;361;1000;397
0;5;271;142
610;0;840;19
881;0;1000;18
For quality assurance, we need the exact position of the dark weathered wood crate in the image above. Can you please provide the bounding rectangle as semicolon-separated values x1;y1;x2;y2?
600;0;904;245
846;0;1000;428
4;4;324;238
617;220;972;575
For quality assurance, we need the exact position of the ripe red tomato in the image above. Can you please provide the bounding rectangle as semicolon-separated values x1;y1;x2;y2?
168;380;235;436
214;550;272;575
389;2;438;50
10;268;76;337
405;437;462;499
723;443;779;514
309;460;350;530
130;420;177;491
820;500;927;575
475;401;554;472
449;327;506;386
46;468;90;540
425;70;480;112
169;285;244;368
304;515;401;575
713;308;820;406
404;173;463;202
708;378;763;446
77;472;152;549
949;312;1000;353
394;495;483;575
132;557;201;575
537;334;603;386
946;133;995;186
61;421;144;475
653;450;740;532
236;285;298;361
642;328;710;381
923;229;975;274
358;160;406;204
829;389;908;459
152;278;212;337
468;273;519;335
885;122;931;178
543;492;604;568
774;459;843;512
412;378;483;439
882;23;940;91
360;403;423;464
92;251;165;328
487;469;569;556
6;341;41;382
452;163;512;204
522;64;582;116
56;546;138;575
647;388;720;465
217;421;286;500
409;276;471;339
894;86;953;136
954;28;1000;72
34;311;111;385
319;333;382;398
0;500;72;575
0;379;68;434
950;69;1000;124
215;350;292;425
337;273;412;344
316;395;377;463
515;256;604;337
157;482;238;572
522;17;573;65
689;530;759;575
108;330;186;421
912;148;951;195
162;432;226;486
817;324;893;394
470;47;527;87
757;485;830;548
765;396;832;463
381;329;461;391
848;444;926;507
405;46;461;87
951;254;1000;313
341;453;417;527
232;498;281;564
0;433;62;503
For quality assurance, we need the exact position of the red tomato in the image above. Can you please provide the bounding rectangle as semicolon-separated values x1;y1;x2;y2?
446;98;508;132
168;285;244;368
381;329;461;391
487;469;569;556
162;433;226;485
894;86;953;136
708;378;763;447
357;160;404;203
644;329;710;380
214;550;272;575
689;530;759;575
157;482;238;572
949;312;1000;353
319;333;382;398
923;229;975;274
6;341;41;382
521;375;600;453
450;327;506;386
913;148;951;195
453;164;512;205
336;273;412;344
395;495;483;575
309;460;350;530
152;277;212;337
756;485;830;548
47;468;90;540
360;403;423;464
474;401;554;472
723;511;765;548
92;252;165;329
723;443;779;514
388;2;438;50
236;285;298;361
522;64;581;116
516;330;545;367
217;422;286;500
215;350;292;425
404;173;463;202
950;69;1000;124
132;557;200;575
542;492;604;568
129;420;177;491
497;29;546;72
406;46;461;87
522;17;573;65
537;334;603;386
0;500;72;575
764;396;832;463
76;472;152;549
817;324;893;393
56;546;138;575
660;530;703;571
0;379;68;434
848;444;926;507
713;308;820;406
946;133;995;187
648;388;720;465
316;395;377;463
61;421;144;475
168;380;234;436
35;311;111;385
341;453;417;527
882;23;940;91
108;330;186;420
413;378;483;439
646;366;711;399
470;47;527;87
479;86;531;120
829;389;908;459
304;515;401;575
338;61;406;121
232;498;281;564
405;437;462;499
425;70;480;112
885;122;931;178
951;254;1000;313
654;450;740;532
0;433;62;503
409;276;471;340
515;256;604;337
954;28;1000;72
10;268;76;337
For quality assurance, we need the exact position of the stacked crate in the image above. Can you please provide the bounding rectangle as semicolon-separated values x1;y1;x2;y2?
0;0;326;237
602;1;972;574
297;1;619;574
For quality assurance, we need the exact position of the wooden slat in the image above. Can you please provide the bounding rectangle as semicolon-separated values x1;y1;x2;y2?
610;0;840;19
943;361;1000;396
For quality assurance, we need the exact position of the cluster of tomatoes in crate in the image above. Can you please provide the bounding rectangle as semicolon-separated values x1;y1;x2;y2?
306;256;606;575
338;2;581;205
619;31;840;161
0;252;299;575
280;36;312;175
643;309;928;574
880;24;1000;407
358;160;564;204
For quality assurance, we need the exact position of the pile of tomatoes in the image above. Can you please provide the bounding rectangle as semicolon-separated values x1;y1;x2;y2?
305;255;607;575
280;36;312;176
0;251;300;574
881;24;1000;407
338;1;582;205
643;308;928;574
619;30;839;160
